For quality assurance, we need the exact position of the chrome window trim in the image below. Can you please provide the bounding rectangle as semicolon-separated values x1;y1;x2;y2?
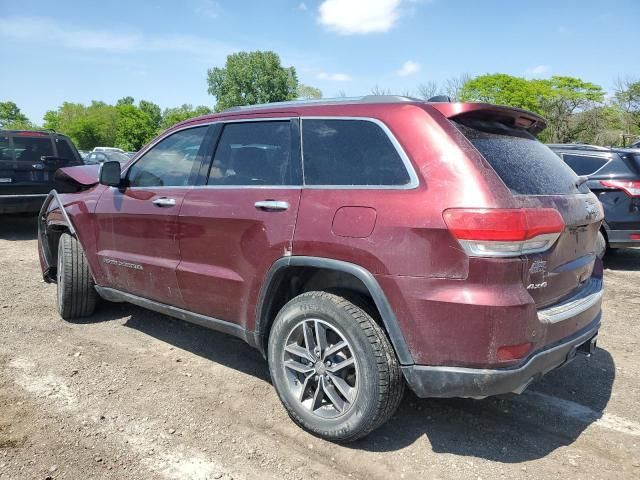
121;115;420;191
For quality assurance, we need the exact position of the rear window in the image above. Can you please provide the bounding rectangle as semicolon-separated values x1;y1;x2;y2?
12;136;54;162
454;119;587;195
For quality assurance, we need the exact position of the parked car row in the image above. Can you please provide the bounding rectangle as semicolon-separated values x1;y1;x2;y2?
548;143;640;257
0;130;83;214
38;96;610;441
0;131;137;214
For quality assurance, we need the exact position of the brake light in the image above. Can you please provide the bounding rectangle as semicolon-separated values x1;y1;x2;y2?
443;208;565;257
599;180;640;197
14;131;48;137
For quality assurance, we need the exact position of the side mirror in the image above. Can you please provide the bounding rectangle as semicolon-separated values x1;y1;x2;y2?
99;161;122;187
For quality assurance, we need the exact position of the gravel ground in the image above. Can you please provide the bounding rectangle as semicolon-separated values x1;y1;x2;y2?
1;214;639;480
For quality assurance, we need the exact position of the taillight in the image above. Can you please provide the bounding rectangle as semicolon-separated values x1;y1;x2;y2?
443;208;565;257
599;180;640;197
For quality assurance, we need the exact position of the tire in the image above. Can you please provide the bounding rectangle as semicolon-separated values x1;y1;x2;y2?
267;291;405;442
596;230;607;260
56;232;97;320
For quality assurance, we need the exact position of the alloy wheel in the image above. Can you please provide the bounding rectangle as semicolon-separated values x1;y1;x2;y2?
281;318;358;419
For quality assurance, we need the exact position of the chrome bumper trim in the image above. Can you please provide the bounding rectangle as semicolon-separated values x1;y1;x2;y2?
538;278;603;324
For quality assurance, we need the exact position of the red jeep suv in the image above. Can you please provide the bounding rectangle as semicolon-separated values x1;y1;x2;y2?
38;96;604;441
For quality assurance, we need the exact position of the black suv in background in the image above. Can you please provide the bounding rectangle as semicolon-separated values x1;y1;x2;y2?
0;130;83;214
548;143;640;257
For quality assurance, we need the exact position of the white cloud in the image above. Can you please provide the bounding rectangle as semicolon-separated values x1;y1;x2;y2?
525;65;551;76
395;60;421;76
0;16;232;59
194;0;221;19
317;72;352;81
318;0;402;35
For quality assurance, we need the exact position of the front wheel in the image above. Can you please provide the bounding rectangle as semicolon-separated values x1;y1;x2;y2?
56;233;97;320
268;291;405;442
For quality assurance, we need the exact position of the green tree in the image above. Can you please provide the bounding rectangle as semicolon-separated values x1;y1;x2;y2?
160;104;213;130
613;78;640;140
0;101;32;129
207;51;298;111
297;84;322;100
44;101;117;149
459;73;543;113
116;96;135;106
139;100;162;131
114;104;156;151
537;76;605;143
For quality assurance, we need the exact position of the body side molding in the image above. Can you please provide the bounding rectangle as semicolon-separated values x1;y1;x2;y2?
254;256;414;365
95;286;256;346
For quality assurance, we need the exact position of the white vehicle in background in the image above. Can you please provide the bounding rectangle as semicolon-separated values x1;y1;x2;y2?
92;146;125;153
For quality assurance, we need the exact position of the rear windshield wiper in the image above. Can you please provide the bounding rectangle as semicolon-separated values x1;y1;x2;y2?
575;176;589;188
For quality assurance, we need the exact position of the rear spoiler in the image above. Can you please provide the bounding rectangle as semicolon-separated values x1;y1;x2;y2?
430;102;547;135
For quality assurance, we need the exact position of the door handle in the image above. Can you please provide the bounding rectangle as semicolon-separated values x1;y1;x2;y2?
152;197;177;207
254;200;289;211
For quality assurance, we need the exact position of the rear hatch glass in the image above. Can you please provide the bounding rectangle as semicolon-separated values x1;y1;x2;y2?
453;119;589;196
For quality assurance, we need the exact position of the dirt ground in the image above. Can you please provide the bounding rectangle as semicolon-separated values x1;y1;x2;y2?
0;214;639;480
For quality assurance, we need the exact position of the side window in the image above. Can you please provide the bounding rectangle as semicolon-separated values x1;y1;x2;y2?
128;126;208;187
302;119;411;186
12;136;54;162
55;138;78;162
207;121;294;186
0;134;11;161
563;154;609;176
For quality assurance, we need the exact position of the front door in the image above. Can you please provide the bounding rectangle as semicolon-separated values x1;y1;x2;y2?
177;118;302;329
94;125;211;305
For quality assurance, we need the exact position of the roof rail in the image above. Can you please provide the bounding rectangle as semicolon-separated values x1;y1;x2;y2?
222;95;424;113
0;127;57;134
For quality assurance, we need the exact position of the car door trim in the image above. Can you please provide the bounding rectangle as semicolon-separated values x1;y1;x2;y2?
94;286;256;346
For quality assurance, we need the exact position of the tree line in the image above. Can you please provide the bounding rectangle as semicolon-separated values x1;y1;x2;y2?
1;50;638;149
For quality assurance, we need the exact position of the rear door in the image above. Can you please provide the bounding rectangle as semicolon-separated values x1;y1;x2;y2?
453;119;603;308
94;125;211;305
1;133;56;194
177;118;302;328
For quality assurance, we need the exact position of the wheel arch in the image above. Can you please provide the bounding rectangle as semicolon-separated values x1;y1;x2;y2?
254;256;414;365
38;190;84;283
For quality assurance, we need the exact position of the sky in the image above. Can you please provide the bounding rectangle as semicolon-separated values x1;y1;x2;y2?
1;0;639;124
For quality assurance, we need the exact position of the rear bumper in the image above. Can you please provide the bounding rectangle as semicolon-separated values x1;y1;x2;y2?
606;228;640;248
0;194;48;213
402;314;600;398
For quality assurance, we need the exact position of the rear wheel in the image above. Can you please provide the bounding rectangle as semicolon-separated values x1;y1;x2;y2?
268;291;404;442
56;233;97;320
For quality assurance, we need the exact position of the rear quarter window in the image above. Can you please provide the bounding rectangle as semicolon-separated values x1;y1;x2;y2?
561;154;609;176
0;134;11;161
55;138;80;163
453;119;587;195
302;119;412;186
